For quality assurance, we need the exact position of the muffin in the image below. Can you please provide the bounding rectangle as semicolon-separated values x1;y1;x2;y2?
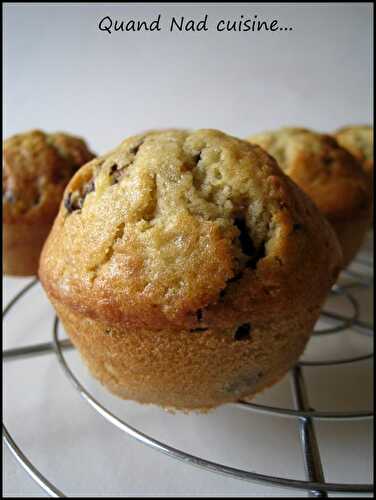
3;129;95;276
39;129;341;411
335;125;374;226
248;127;372;267
334;125;373;181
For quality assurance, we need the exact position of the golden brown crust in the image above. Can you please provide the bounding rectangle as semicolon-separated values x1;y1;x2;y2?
40;129;342;332
334;125;373;180
329;213;371;268
40;129;342;410
3;220;52;276
248;127;370;218
248;127;372;266
3;129;95;224
54;298;312;411
3;129;95;276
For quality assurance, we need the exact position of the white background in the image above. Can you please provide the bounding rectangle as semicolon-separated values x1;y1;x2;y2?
3;2;374;497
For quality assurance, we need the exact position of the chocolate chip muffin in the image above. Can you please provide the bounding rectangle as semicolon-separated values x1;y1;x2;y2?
248;127;372;267
334;125;374;226
3;130;95;276
39;129;341;411
334;125;373;181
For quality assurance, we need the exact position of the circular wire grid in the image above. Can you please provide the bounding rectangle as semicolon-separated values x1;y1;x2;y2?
3;256;374;497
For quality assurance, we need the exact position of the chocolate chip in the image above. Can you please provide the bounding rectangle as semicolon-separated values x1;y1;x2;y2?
64;179;94;214
293;223;303;231
110;164;125;184
234;218;254;257
83;179;95;196
192;152;201;165
234;323;252;341
233;217;265;268
246;241;266;270
64;192;74;213
129;141;143;155
190;327;207;332
196;309;203;321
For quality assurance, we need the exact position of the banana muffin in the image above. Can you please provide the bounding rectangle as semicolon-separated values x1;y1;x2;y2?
39;129;341;411
3;129;95;276
334;125;373;181
248;127;372;267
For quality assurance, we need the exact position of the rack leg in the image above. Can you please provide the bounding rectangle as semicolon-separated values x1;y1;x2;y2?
291;365;327;498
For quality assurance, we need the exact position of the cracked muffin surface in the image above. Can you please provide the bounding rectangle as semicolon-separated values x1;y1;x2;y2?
334;125;373;180
3;129;95;275
40;129;341;330
248;127;372;266
40;129;342;410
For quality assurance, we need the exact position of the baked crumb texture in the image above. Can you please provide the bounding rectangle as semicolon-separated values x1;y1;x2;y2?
3;129;95;275
40;129;342;411
248;127;372;267
334;125;373;180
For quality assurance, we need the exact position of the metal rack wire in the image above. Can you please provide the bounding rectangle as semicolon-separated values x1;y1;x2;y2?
3;254;374;497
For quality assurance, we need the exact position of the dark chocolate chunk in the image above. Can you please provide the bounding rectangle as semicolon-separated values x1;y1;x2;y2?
234;217;254;257
192;152;202;165
83;179;95;196
196;309;203;321
234;217;265;268
293;223;303;232
110;164;125;184
246;241;266;270
234;323;252;341
64;192;74;213
64;179;94;214
190;327;208;332
129;141;143;155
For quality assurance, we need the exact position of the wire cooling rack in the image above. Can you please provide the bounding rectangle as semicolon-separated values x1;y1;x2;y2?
3;251;374;497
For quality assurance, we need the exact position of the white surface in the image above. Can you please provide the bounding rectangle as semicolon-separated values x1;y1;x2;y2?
3;2;374;497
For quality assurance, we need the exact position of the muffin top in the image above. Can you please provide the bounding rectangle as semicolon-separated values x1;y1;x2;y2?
3;129;95;224
248;127;371;221
40;129;341;331
334;125;373;179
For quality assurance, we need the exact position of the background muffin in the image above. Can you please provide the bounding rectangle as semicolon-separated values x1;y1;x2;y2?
248;127;372;267
39;129;341;411
3;129;95;276
334;125;373;181
335;125;374;226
